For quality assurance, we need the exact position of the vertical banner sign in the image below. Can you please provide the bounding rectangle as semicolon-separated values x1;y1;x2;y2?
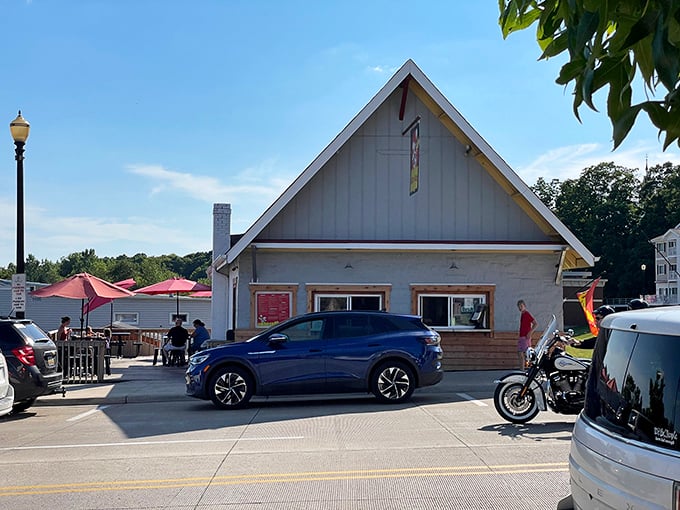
12;273;26;313
256;292;292;328
409;123;420;195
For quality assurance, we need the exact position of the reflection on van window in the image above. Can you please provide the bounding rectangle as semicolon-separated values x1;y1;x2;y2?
587;329;680;451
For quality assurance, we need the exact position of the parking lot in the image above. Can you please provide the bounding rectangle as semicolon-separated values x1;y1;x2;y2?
0;357;575;509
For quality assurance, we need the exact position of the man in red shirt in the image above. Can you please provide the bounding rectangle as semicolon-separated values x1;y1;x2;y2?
517;300;538;370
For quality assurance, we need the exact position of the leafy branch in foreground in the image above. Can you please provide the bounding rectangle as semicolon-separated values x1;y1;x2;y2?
499;0;680;149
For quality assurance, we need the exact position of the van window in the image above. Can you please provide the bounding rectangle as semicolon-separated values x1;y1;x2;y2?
585;328;680;451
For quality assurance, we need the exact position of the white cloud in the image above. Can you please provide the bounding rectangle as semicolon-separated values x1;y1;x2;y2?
368;65;399;75
126;162;292;205
517;142;680;184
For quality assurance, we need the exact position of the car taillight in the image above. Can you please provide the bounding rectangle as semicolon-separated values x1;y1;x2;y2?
674;481;680;510
12;346;36;366
421;333;440;346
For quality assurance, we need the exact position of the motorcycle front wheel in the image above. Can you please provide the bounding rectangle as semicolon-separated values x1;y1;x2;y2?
494;382;539;424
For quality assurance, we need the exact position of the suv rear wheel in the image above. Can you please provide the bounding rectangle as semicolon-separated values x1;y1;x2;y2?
371;361;415;403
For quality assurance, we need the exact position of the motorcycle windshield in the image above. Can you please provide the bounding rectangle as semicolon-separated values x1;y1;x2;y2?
533;315;557;354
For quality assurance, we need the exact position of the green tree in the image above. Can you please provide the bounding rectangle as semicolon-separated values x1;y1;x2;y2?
553;162;643;297
499;1;680;148
58;249;108;278
25;255;60;283
106;256;139;284
531;176;561;209
639;162;680;235
136;257;176;287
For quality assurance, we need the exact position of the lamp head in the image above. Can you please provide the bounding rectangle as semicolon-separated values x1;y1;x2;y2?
10;111;30;143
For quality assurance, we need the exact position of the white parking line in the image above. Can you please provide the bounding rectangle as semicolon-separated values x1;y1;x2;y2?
456;393;487;406
0;436;305;452
67;405;110;422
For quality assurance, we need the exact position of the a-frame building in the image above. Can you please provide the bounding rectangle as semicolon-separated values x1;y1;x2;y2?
209;60;595;370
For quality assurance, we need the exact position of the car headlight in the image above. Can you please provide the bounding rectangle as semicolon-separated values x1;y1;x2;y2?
189;353;210;366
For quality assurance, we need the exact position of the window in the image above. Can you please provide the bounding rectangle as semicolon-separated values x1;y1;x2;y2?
316;294;382;311
411;285;494;331
330;314;397;338
307;285;391;313
170;313;187;324
657;242;666;253
276;318;325;342
419;294;486;329
114;312;139;325
586;328;680;451
658;264;667;275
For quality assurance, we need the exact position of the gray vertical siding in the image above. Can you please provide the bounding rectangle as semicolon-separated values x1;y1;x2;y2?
235;250;562;333
259;90;548;243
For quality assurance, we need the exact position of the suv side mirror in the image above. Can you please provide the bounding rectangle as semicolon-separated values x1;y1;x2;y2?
268;333;288;344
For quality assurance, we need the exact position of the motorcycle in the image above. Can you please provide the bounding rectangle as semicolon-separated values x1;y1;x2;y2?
493;315;591;424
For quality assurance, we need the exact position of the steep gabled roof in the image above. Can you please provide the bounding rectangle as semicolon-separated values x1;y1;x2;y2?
224;59;595;269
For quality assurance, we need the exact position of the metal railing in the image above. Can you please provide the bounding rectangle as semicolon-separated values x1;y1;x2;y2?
55;339;107;384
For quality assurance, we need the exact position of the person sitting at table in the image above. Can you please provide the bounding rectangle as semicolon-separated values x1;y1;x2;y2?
164;318;189;366
85;326;102;338
57;316;72;341
188;319;210;357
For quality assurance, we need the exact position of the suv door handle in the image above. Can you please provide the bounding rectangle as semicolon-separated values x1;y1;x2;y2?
309;349;322;352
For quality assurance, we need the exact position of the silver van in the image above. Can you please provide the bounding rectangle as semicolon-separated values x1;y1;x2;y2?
565;306;680;509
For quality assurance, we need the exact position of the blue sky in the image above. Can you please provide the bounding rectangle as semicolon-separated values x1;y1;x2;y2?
2;1;679;268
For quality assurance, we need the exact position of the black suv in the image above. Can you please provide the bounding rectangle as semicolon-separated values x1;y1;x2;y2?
0;318;62;412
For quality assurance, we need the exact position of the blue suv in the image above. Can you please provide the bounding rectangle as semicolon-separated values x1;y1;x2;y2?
186;311;443;409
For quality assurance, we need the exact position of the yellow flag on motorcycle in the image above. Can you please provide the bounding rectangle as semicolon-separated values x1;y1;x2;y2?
577;277;600;337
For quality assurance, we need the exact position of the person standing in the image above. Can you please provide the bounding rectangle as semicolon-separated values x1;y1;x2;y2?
57;316;72;341
517;300;538;370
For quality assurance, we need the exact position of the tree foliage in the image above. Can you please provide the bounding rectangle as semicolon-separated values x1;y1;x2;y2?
499;0;680;149
531;161;679;298
0;251;212;288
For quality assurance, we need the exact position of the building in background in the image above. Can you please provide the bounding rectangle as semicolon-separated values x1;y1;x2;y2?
649;224;680;305
208;60;596;370
0;279;211;333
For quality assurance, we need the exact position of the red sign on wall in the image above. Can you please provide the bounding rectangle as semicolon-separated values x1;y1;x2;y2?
256;292;292;328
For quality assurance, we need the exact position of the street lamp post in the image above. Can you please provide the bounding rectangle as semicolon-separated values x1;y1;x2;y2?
10;111;30;319
640;264;647;299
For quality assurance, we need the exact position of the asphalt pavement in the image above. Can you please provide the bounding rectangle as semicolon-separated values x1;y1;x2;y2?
36;355;508;406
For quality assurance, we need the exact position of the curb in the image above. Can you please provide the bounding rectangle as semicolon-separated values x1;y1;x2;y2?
36;394;192;406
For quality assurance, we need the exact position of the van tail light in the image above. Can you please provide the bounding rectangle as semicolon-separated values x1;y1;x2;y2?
12;346;36;366
674;482;680;510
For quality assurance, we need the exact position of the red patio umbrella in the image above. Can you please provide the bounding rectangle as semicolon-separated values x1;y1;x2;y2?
82;278;136;328
31;273;135;336
134;277;210;317
190;290;211;298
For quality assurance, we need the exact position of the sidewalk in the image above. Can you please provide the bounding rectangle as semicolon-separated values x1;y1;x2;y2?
36;355;507;407
38;356;189;406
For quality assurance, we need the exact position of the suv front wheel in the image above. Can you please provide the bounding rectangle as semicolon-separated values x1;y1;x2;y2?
208;366;253;410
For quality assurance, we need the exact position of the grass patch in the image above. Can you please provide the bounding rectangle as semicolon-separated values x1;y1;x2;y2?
566;345;594;358
565;331;595;358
